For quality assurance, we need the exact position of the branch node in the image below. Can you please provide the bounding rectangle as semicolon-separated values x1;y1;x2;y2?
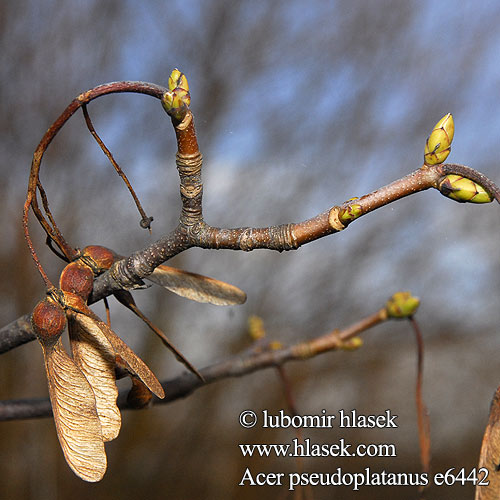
176;151;203;175
274;224;299;251
328;207;345;231
238;228;255;251
176;111;193;131
176;151;204;226
109;260;146;290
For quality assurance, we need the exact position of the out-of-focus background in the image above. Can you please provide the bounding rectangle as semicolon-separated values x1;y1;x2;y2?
2;1;500;499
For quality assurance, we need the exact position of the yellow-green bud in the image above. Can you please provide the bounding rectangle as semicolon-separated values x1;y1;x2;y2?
168;68;189;92
269;341;283;351
162;88;191;110
162;69;191;120
424;113;454;166
438;174;493;203
162;88;191;120
339;204;362;223
386;292;420;318
248;315;265;340
340;337;363;351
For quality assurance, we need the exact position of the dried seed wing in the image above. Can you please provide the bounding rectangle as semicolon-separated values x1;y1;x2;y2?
147;265;246;306
476;384;500;500
42;338;106;482
68;313;121;442
75;312;165;399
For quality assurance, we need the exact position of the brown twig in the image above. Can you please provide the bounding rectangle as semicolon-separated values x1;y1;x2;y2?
410;317;431;493
8;160;500;354
23;81;168;281
0;314;35;354
18;76;500;351
275;366;314;500
13;74;500;486
0;305;388;421
81;104;153;230
92;161;497;298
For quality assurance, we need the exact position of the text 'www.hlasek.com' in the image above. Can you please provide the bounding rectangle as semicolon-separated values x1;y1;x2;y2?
237;409;489;491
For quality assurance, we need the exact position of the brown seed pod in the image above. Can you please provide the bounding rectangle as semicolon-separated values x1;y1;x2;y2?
31;298;66;346
127;377;154;409
61;290;87;311
81;246;115;274
59;262;94;300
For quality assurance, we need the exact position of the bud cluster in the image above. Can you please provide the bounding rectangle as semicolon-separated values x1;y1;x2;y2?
162;68;191;120
386;292;420;319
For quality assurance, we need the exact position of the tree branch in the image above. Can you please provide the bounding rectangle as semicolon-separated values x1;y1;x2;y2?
0;306;387;421
0;314;35;353
4;161;499;353
13;76;500;357
8;72;499;485
87;161;500;298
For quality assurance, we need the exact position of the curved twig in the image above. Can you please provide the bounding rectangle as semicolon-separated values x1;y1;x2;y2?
23;82;168;282
7;162;500;353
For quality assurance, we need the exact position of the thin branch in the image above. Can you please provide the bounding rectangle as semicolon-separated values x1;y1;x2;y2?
411;317;431;490
16;77;500;357
23;81;168;276
0;307;387;421
0;314;35;354
81;104;153;230
89;161;493;296
13;74;500;485
6;161;500;354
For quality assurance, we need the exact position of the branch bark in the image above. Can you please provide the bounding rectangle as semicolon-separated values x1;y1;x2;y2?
6;78;500;433
3;162;499;353
0;314;35;353
0;307;387;421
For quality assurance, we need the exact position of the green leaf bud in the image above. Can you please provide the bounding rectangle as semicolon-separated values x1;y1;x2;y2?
248;315;265;340
162;69;191;120
386;291;420;319
340;337;363;351
162;88;191;120
438;174;493;203
424;113;454;166
168;68;189;92
339;204;362;223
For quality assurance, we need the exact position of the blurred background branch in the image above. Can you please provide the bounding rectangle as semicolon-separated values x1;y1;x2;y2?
0;300;390;421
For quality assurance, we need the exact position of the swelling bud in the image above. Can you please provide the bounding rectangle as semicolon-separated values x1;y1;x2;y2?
438;174;493;204
168;68;189;93
162;89;191;120
424;113;454;165
163;68;191;120
386;292;420;319
81;245;115;273
339;203;362;223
